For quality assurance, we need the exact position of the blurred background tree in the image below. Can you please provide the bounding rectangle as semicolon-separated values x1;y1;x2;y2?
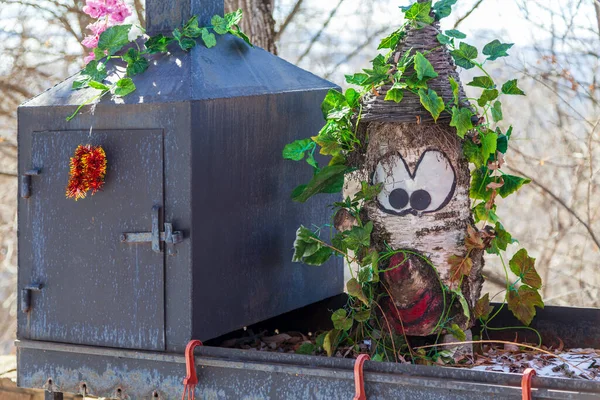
0;0;598;354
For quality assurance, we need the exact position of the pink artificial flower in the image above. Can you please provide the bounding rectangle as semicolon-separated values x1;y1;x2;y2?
108;2;132;23
83;0;108;18
84;52;96;65
82;34;100;49
87;20;109;36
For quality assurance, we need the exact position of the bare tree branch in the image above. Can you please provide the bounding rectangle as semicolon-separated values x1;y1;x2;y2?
296;0;345;64
275;0;304;40
506;165;600;251
453;0;485;29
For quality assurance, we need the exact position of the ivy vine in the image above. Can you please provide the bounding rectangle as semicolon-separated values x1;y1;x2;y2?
68;9;252;120
284;0;544;362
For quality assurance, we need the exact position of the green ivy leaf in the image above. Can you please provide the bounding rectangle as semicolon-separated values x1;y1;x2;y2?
145;34;175;54
480;130;498;161
385;88;404;103
498;174;531;198
414;52;438;80
283;139;315;161
477;89;499;107
510;249;541;289
473;203;499;224
332;309;353;331
474;293;494;321
201;28;217;48
182;16;203;37
447;323;467;341
463;140;485;167
72;60;108;89
450;106;473;138
433;0;457;20
491;100;503;122
450;42;478;69
97;24;132;55
466;76;495;89
292;226;334;265
452;289;470;319
228;27;253;47
436;33;452;45
211;15;229;35
296;342;315;355
173;28;196;51
418;88;445;122
343;222;373;249
358;266;374;284
507;285;544;326
321;89;348;119
354;309;371;322
347;278;369;305
345;88;361;108
501;79;525;95
470;167;493;201
449;76;459;105
405;73;430;89
487;222;515;254
224;9;244;27
327;106;352;121
87;80;110;91
403;1;434;25
93;47;106;60
345;73;370;86
112;78;136;97
312;122;344;157
378;28;405;50
496;126;512;153
323;329;341;356
292;164;347;203
445;29;466;39
122;48;149;76
482;39;514;61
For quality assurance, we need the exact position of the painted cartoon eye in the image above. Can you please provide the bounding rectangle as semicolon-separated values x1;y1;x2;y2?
389;188;409;209
373;150;456;216
410;189;431;211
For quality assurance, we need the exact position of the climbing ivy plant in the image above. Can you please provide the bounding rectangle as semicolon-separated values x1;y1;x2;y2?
68;9;251;120
284;0;543;361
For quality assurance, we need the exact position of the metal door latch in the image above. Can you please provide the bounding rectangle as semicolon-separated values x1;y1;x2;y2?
120;205;183;253
21;283;43;313
21;169;40;198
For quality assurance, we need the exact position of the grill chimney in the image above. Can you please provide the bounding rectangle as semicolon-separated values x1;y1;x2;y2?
146;0;224;35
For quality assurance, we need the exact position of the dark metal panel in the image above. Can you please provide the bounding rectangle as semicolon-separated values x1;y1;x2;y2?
18;104;194;352
19;129;165;350
146;0;223;35
22;37;335;108
188;91;343;341
17;340;600;399
479;303;600;349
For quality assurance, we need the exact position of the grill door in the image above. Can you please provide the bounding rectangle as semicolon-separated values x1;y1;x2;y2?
20;130;165;351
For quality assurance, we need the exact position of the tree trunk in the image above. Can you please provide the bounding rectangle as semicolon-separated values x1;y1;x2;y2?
352;18;485;337
224;0;277;54
363;121;484;336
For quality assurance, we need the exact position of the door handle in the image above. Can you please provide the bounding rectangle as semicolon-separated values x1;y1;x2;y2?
120;205;184;253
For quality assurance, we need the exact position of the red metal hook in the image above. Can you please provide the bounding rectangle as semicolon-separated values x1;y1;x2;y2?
353;354;371;400
521;368;536;400
182;339;203;400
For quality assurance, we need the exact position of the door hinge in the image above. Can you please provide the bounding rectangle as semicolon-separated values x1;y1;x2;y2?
20;169;40;198
120;205;183;253
21;283;43;313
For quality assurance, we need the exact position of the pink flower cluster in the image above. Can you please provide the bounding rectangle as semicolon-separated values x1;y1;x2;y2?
82;0;132;64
